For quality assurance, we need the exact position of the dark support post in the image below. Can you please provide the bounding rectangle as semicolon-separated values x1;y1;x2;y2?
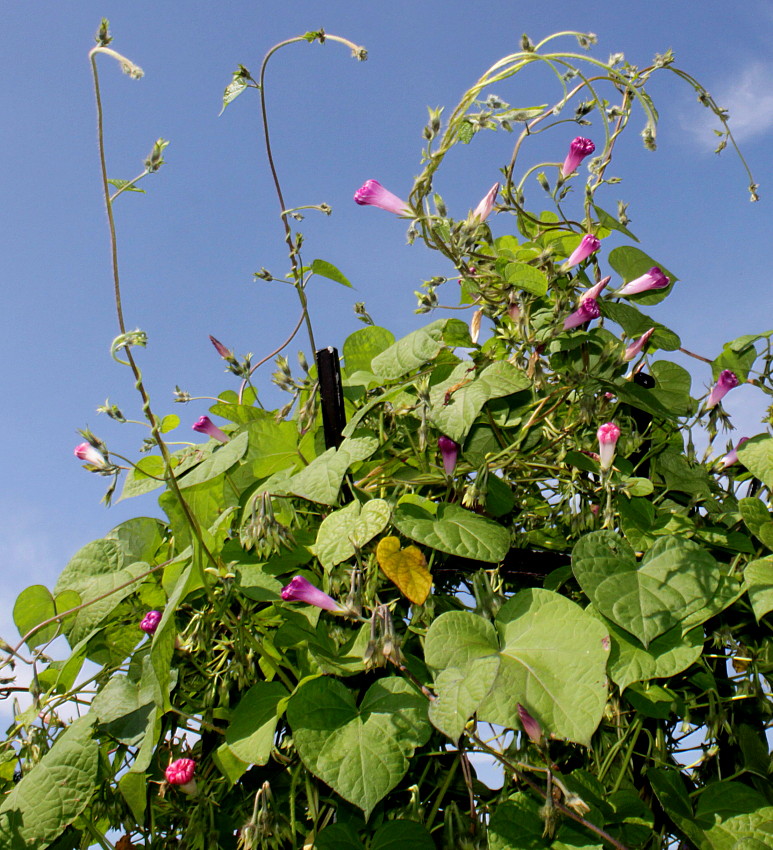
315;346;347;450
631;371;655;476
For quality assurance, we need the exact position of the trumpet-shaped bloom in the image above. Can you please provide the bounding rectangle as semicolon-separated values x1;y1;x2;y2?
597;422;621;470
719;437;749;470
707;370;740;409
564;234;601;269
471;182;499;222
140;610;162;635
623;327;656;362
438;436;459;475
561;137;596;178
192;416;230;443
165;758;197;795
74;442;106;467
580;275;610;304
281;576;347;613
616;267;669;297
353;179;410;216
563;297;600;331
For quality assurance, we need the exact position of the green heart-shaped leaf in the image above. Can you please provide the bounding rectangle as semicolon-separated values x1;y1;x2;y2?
315;499;391;568
572;531;720;647
287;677;430;818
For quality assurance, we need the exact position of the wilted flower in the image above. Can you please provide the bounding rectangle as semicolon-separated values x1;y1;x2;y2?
471;182;499;223
74;442;106;467
140;610;162;635
470;307;483;343
719;437;749;469
616;267;669;297
707;370;740;409
281;576;347;614
165;758;197;795
564;234;601;269
438;435;459;475
580;275;610;303
353;179;410;216
517;703;543;745
597;422;621;470
192;416;230;443
563;297;600;330
561;137;596;178
623;327;656;361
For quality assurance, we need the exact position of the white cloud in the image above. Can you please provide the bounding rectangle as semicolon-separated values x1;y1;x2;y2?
683;61;773;148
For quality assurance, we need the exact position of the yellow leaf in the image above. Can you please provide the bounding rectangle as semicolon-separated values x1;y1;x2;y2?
376;536;432;604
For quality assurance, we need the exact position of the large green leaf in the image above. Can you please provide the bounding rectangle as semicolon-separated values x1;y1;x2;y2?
429;360;531;443
225;681;288;765
243;416;300;478
425;591;609;745
54;539;149;645
286;436;378;504
394;502;510;562
371;319;451;380
738;436;773;490
13;585;78;649
429;654;500;741
649;360;694;416
371;820;435;850
745;557;773;621
343;326;395;376
315;499;391;568
178;431;248;488
601;613;704;693
287;676;430;817
0;716;98;847
599;300;680;351
572;532;720;647
105;517;166;563
502;261;548;296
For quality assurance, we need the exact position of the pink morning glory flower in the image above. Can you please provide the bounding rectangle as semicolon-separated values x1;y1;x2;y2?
564;234;601;269
597;422;621;471
438;435;460;475
563;297;600;330
192;416;230;443
561;137;596;178
623;327;656;362
707;370;740;409
580;275;610;304
281;576;347;614
719;437;749;470
616;267;669;297
471;182;499;223
140;610;162;635
353;179;411;216
165;758;197;795
74;442;106;467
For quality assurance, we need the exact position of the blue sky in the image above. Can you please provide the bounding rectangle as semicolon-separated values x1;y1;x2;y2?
2;0;773;645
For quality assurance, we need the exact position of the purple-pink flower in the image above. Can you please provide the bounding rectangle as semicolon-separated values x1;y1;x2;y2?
719;437;749;470
517;703;543;745
209;335;233;360
438;436;460;475
561;137;596;178
165;758;197;794
471;182;499;223
623;327;656;362
140;610;162;635
192;416;230;444
563;297;600;331
597;422;621;471
281;576;347;614
707;370;740;409
580;275;610;304
616;267;669;297
74;442;106;467
564;234;601;269
353;179;411;216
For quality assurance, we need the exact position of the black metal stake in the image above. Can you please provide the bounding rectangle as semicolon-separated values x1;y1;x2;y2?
315;346;347;450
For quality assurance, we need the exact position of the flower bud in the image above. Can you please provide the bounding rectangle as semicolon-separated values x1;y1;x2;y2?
165;758;197;795
438;436;460;475
139;610;162;635
719;437;749;469
517;703;543;745
563;234;600;269
616;267;669;297
209;335;233;360
74;442;106;468
563;298;600;331
470;183;499;223
623;327;655;362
